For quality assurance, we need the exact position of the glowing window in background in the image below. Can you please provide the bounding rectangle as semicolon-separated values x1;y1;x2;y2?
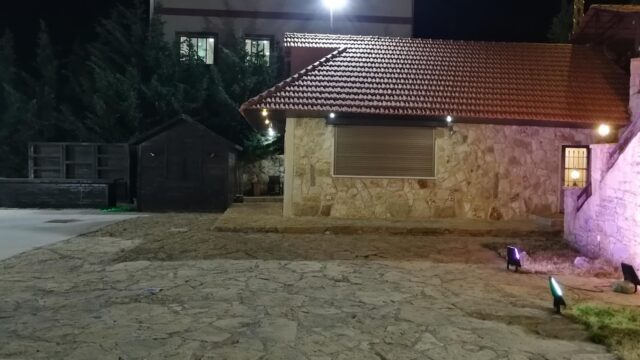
245;38;272;64
180;35;215;64
564;147;588;187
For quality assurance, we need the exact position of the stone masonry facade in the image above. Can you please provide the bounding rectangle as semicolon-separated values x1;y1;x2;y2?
239;156;284;196
284;118;593;220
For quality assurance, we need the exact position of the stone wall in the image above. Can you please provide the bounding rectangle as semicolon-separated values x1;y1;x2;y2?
285;117;593;220
564;138;640;266
239;156;284;196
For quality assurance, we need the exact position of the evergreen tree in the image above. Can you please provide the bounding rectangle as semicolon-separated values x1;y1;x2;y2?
68;2;280;160
0;31;24;177
0;1;281;176
548;0;573;43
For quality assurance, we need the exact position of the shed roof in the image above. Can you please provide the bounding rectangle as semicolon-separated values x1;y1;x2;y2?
241;33;630;128
130;116;242;151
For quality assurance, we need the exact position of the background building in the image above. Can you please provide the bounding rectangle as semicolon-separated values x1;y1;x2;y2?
151;0;414;64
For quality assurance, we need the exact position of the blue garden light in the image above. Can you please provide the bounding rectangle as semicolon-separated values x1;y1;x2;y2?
549;277;567;314
506;246;522;272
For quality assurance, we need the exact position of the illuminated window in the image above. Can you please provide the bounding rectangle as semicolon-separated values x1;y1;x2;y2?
563;146;589;187
179;33;216;64
245;37;272;64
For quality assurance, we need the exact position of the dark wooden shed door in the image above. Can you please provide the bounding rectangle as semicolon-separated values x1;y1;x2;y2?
167;137;203;183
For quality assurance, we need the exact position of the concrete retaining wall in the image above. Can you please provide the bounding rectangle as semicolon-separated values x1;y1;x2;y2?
0;179;115;209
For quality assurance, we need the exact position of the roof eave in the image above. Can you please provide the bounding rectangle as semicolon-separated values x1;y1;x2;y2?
242;108;630;129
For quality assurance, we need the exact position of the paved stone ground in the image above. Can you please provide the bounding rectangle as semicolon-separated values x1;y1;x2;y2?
0;225;619;360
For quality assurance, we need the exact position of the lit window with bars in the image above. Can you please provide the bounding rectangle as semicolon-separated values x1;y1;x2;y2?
245;37;272;64
563;147;589;187
180;34;216;64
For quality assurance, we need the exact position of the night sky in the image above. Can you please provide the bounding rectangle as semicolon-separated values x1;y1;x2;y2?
413;0;561;42
0;0;627;64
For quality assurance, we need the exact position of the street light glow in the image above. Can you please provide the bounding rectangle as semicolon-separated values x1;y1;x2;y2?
323;0;346;30
323;0;347;10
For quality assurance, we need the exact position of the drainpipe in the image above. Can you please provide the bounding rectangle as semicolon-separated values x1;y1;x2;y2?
630;58;640;124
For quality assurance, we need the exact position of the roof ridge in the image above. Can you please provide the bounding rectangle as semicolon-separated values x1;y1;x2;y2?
239;47;348;116
283;32;582;47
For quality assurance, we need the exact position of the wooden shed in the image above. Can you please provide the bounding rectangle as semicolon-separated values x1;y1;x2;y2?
131;117;241;212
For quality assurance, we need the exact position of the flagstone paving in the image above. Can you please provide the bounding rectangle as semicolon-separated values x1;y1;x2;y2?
0;228;619;359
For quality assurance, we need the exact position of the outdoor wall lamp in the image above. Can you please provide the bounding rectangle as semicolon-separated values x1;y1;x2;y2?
446;115;455;136
506;246;522;272
570;170;580;180
265;119;270;125
261;109;269;117
329;112;336;119
570;170;581;186
621;263;640;293
597;124;611;137
549;277;567;314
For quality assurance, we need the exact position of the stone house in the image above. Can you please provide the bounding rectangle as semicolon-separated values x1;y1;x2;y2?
240;33;629;220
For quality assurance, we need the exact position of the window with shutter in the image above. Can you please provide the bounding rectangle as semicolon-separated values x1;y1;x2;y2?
333;126;436;178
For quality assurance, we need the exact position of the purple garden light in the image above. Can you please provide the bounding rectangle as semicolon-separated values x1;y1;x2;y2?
507;246;522;272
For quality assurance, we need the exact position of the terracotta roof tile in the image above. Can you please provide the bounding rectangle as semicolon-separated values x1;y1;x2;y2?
241;33;630;126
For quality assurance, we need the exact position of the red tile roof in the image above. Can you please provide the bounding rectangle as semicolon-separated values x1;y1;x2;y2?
241;33;630;127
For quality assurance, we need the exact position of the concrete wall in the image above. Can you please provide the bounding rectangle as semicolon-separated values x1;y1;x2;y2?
284;118;594;220
152;0;414;44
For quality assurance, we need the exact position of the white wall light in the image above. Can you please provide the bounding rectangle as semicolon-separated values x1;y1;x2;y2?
570;170;581;180
597;124;611;137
